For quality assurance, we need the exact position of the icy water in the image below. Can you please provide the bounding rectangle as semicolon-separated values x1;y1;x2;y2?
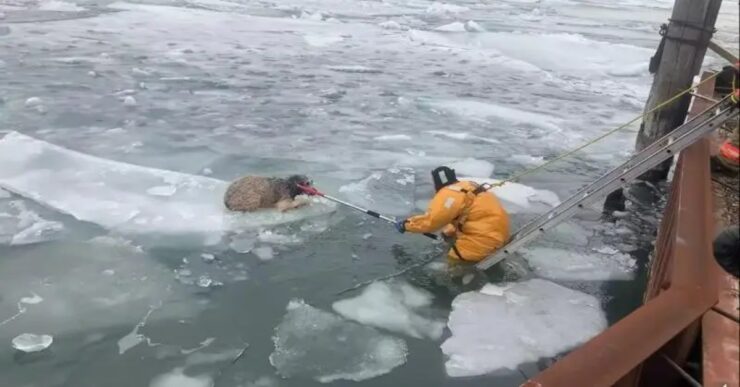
0;0;737;386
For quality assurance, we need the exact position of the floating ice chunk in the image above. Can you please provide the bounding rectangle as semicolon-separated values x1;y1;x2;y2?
362;233;372;240
12;333;53;353
230;234;255;253
201;168;213;176
465;20;485;32
464;177;560;211
327;65;382;74
146;185;177;197
253;246;274;261
522;247;636;281
20;293;43;305
434;22;466;32
149;367;212;387
0;132;335;237
0;200;64;245
374;134;412;141
304;34;344;47
379;20;405;30
270;299;407;383
300;11;323;21
24;97;42;108
339;168;415;216
449;158;494;178
332;281;445;340
510;154;544;167
123;96;137;107
425;2;470;15
11;218;63;245
200;253;216;263
441;279;606;377
258;229;302;245
593;246;620;255
197;275;213;288
88;70;98;77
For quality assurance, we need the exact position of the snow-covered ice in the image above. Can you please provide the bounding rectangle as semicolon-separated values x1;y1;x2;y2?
332;280;445;340
0;132;335;240
463;177;560;212
270;299;407;383
522;247;637;281
510;154;545;167
448;158;494;177
441;279;606;377
12;333;53;353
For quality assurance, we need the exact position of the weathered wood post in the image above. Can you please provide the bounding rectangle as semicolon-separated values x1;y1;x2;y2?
604;0;723;212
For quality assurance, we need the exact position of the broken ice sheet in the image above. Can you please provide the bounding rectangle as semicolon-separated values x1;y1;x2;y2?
270;299;408;383
0;200;64;246
441;279;606;377
0;132;335;239
522;246;636;281
332;280;445;340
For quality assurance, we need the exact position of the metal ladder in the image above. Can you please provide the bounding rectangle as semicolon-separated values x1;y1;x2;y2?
476;97;739;270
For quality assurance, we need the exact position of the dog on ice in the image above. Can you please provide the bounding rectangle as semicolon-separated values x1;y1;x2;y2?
224;174;312;212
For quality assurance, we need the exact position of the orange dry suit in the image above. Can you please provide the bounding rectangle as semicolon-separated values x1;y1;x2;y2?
404;180;510;262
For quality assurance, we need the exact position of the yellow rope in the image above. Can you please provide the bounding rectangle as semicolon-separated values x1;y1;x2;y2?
487;71;723;188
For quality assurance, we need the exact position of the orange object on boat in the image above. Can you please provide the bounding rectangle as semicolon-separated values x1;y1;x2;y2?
719;139;739;164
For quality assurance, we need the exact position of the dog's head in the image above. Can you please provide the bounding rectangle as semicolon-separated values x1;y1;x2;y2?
286;174;312;198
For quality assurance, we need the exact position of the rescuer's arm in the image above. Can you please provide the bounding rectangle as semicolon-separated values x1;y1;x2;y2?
404;189;465;233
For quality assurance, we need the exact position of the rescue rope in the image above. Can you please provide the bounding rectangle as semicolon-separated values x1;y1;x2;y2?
481;70;723;191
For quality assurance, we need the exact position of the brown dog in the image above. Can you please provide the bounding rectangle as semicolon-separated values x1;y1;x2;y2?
224;174;312;212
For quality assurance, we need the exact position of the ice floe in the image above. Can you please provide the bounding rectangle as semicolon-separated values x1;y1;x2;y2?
332;280;444;340
463;177;560;211
0;200;64;245
12;333;53;353
253;246;275;261
448;158;494;178
270;299;407;383
441;279;606;377
522;246;636;281
0;132;335;240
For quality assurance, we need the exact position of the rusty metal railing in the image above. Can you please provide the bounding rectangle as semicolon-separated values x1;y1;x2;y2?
521;72;733;387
